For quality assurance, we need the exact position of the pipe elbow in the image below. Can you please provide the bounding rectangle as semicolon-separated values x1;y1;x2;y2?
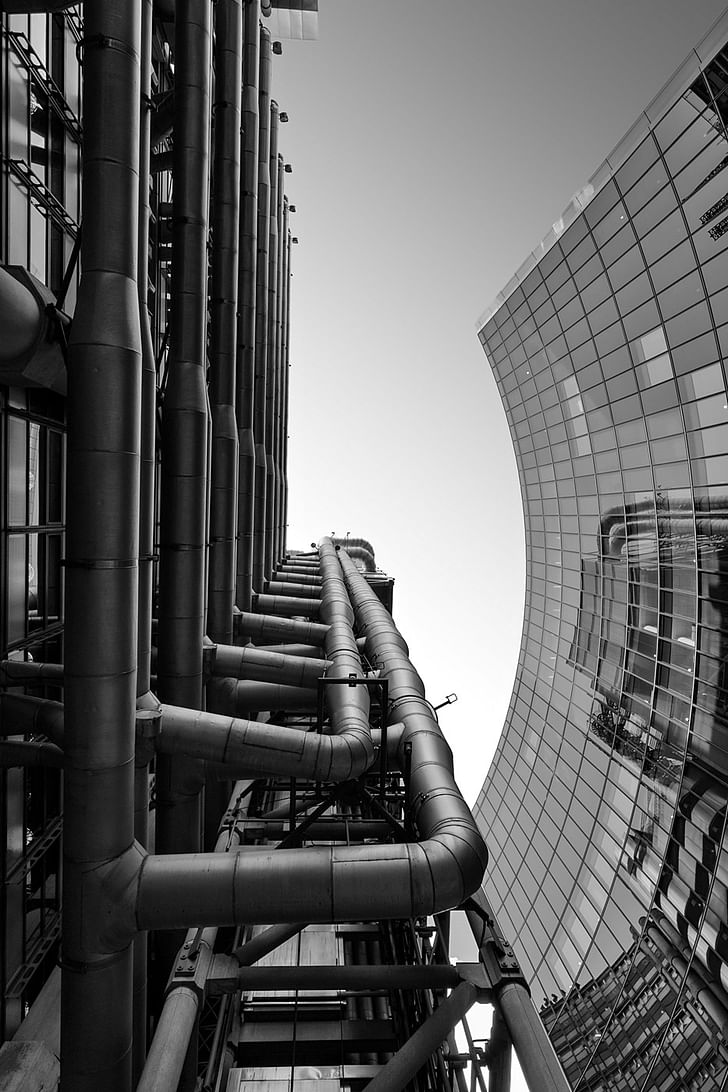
422;831;488;911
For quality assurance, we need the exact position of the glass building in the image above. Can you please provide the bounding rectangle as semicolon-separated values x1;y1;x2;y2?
475;8;728;1091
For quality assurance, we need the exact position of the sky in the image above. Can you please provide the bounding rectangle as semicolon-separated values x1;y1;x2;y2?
274;0;728;806
270;2;728;1084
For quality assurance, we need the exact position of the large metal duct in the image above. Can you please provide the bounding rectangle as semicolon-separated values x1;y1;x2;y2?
208;0;243;644
252;26;272;591
235;0;261;613
236;609;328;645
0;266;67;393
206;677;320;713
253;592;322;618
212;643;331;686
60;4;142;1090
156;0;213;855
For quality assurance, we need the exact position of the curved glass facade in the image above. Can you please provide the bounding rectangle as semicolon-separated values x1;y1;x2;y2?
475;18;728;1092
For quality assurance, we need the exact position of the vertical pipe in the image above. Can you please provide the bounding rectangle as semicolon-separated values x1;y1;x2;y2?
235;0;260;614
156;0;212;854
252;26;272;592
264;103;280;581
134;2;155;1075
61;4;142;1090
280;224;291;555
273;172;286;568
208;0;243;643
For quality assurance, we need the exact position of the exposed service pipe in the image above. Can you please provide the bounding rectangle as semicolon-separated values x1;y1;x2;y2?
264;104;281;580
253;592;322;618
280;226;291;555
208;0;243;644
0;266;44;362
251;26;272;592
60;4;142;1089
235;0;261;612
274;190;288;566
156;0;213;855
235;609;328;645
205;677;320;714
212;643;331;686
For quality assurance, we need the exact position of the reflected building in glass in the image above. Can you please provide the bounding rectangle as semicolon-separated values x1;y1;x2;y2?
475;11;728;1091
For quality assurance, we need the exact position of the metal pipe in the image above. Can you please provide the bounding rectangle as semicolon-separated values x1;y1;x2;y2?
205;677;320;713
235;609;328;645
253;592;322;618
0;660;64;686
362;981;480;1092
318;538;372;764
233;921;304;965
135;987;200;1092
464;892;569;1092
60;4;142;1089
156;0;213;855
234;964;463;990
208;0;243;644
270;570;322;586
274;190;288;567
212;643;331;686
0;693;64;746
136;782;251;1092
0;740;63;768
280;227;291;555
0;266;43;362
264;103;280;580
252;26;272;591
156;700;374;780
264;580;322;598
134;0;155;1068
487;1005;513;1092
496;984;570;1092
236;611;327;642
235;0;260;612
137;0;156;702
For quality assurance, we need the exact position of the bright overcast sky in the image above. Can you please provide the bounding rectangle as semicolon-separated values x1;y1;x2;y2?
273;0;727;808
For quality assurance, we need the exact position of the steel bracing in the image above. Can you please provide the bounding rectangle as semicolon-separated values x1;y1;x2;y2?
0;3;570;1090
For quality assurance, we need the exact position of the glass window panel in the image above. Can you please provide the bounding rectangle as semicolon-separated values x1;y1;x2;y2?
607;243;645;291
592;201;629;247
650;240;696;296
8;535;27;644
641;207;688;267
670;329;720;376
8;417;27;526
622;158;669;217
665;299;712;347
600;220;637;268
635;354;673;389
622;298;660;340
587;296;620;335
631;325;668;364
658;269;706;321
709;284;728;327
641;379;679;414
654;93;705;153
688;422;728;458
615;271;653;315
632;185;678;238
615;133;659;194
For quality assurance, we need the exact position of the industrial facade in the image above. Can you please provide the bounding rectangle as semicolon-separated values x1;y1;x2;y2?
475;8;728;1092
0;4;568;1092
